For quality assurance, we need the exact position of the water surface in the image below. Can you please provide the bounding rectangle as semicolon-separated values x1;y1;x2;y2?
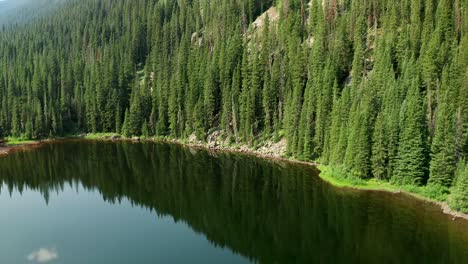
0;140;467;264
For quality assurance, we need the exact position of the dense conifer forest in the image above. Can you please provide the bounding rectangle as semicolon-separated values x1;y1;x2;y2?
0;0;466;210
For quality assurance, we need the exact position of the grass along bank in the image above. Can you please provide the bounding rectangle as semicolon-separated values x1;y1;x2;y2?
83;133;121;140
3;137;38;146
318;165;468;219
318;165;449;202
0;137;43;156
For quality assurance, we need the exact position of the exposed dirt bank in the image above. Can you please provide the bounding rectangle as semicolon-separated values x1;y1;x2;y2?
0;140;43;157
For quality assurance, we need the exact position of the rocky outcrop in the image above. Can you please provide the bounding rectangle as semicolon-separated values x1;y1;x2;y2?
252;7;279;30
255;138;287;158
187;130;287;158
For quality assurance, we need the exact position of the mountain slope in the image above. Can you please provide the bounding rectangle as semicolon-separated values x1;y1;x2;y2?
0;0;466;208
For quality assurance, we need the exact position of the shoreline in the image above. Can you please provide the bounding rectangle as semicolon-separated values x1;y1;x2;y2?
317;165;468;221
173;139;468;221
2;135;468;221
0;140;44;156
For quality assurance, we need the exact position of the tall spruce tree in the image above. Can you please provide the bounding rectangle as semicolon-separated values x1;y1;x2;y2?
450;160;468;213
428;69;457;187
393;78;427;185
371;112;388;180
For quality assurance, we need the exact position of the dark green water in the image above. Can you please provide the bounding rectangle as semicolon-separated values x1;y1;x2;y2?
0;141;467;264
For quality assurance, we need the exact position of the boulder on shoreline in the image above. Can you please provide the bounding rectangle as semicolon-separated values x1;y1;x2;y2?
111;135;122;140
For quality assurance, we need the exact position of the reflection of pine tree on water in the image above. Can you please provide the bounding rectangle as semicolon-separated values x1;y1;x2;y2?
451;161;468;213
0;141;467;263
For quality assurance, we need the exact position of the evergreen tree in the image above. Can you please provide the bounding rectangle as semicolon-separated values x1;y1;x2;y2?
142;120;149;138
122;109;131;138
450;160;468;213
0;0;464;206
371;112;388;180
393;79;427;185
428;70;456;187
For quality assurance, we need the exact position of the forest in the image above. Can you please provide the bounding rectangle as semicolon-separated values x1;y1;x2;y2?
0;0;466;211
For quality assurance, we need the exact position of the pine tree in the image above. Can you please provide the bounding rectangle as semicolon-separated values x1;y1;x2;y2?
428;70;456;187
0;0;465;206
371;112;388;180
25;118;33;139
141;120;149;138
262;60;275;134
350;16;366;88
34;103;44;138
313;61;334;158
285;43;306;155
409;0;422;55
450;160;468;213
115;106;122;135
128;87;143;137
393;79;427;185
329;86;351;165
249;52;264;135
122;109;131;138
11;101;21;137
344;95;373;178
240;46;252;140
231;66;241;141
193;98;206;140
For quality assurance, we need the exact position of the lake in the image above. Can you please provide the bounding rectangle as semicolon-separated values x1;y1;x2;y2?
0;140;467;264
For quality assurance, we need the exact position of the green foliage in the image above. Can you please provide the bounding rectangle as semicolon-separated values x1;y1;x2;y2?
371;113;388;180
141;120;149;139
84;133;120;140
393;78;428;186
450;160;468;213
122;109;131;138
320;165;449;202
428;67;458;187
0;0;465;206
5;137;36;146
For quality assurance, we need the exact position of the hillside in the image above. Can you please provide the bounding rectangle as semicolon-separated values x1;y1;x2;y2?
0;0;466;210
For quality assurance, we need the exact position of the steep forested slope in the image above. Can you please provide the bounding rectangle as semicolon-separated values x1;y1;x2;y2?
0;0;466;209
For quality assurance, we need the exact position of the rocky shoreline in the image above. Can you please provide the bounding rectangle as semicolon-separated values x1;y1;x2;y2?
0;140;43;156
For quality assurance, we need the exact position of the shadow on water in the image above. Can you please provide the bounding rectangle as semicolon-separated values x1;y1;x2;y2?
0;140;467;264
